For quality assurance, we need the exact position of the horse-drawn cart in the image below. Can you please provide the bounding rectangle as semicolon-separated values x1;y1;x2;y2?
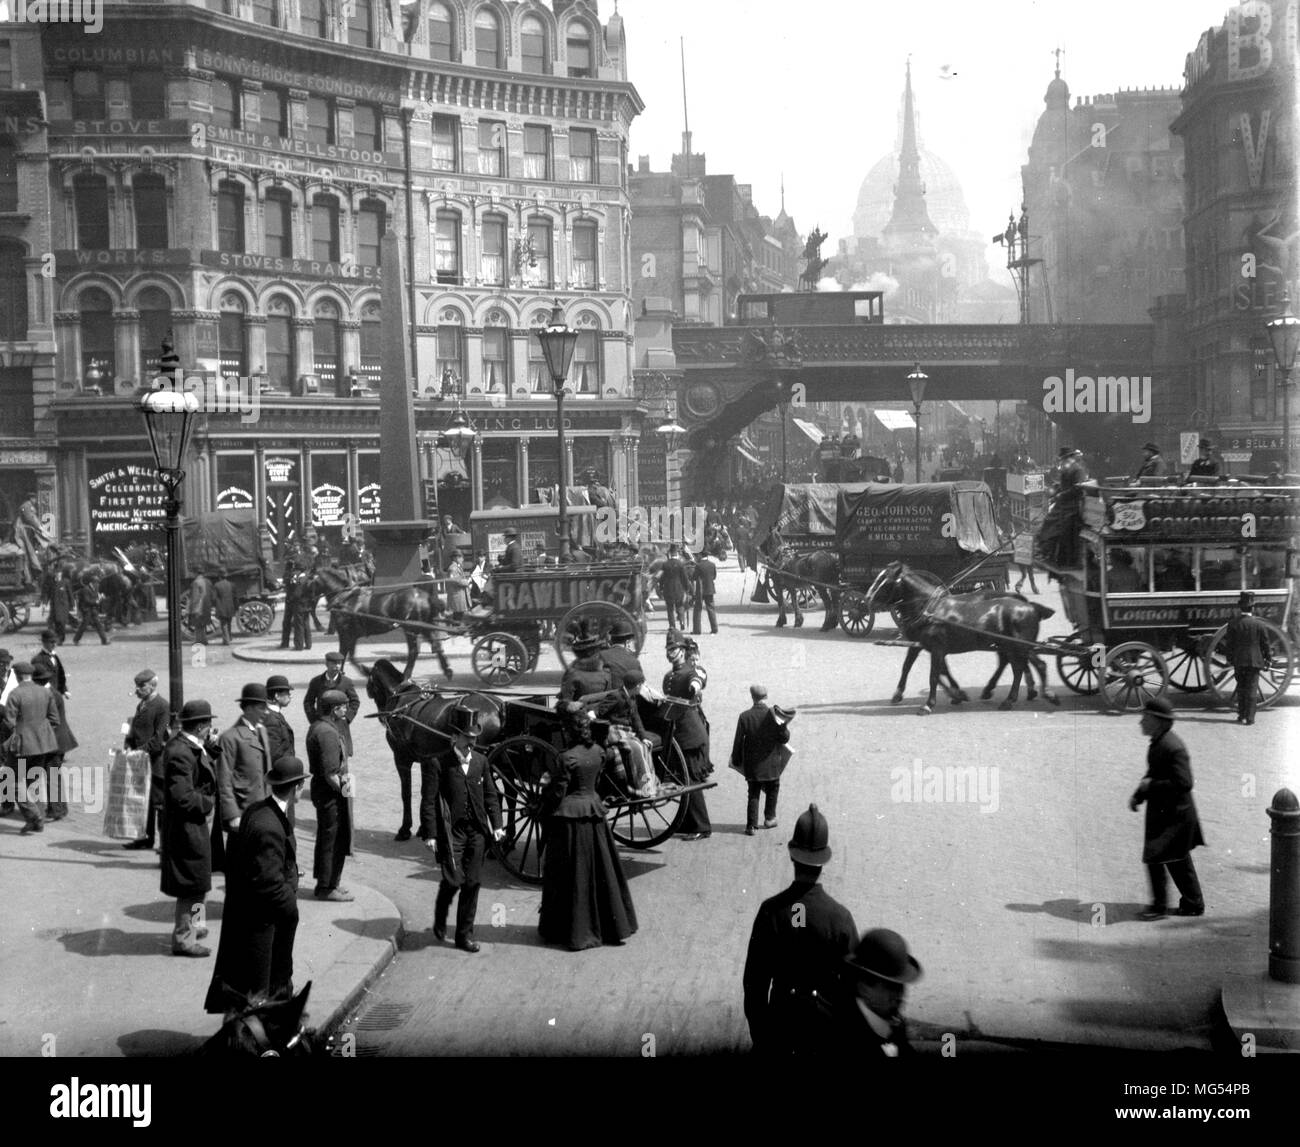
179;510;282;638
0;543;39;632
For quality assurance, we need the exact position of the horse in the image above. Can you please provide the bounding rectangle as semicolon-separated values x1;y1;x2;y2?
199;981;332;1057
304;563;372;636
764;532;840;631
327;580;453;681
866;562;1059;714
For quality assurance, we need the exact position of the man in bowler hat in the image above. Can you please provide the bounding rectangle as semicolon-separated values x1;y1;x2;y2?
743;803;859;1055
421;705;504;953
1222;592;1272;725
216;683;273;836
263;675;298;826
837;929;922;1055
1133;442;1167;481
161;700;219;957
731;684;793;835
1131;697;1205;920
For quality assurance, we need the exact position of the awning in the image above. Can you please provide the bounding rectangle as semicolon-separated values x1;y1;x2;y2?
733;443;762;465
790;417;825;445
875;410;916;431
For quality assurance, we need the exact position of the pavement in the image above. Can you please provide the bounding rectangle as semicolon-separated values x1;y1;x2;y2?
1;566;1297;1061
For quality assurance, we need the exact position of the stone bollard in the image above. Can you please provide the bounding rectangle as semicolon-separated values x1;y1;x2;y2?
1267;788;1300;984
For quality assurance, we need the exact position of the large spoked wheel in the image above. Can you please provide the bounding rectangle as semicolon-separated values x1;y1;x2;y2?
236;598;275;634
0;602;11;633
177;590;217;641
838;591;875;638
487;735;558;885
5;602;29;630
1101;642;1169;712
471;631;529;686
1051;633;1101;695
606;736;692;849
555;601;643;667
1205;620;1295;711
1165;640;1209;692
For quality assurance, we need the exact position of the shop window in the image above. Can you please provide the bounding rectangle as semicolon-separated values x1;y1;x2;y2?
311;195;339;263
521;14;546;74
130;70;167;119
571;220;597;287
526;217;552;288
210;77;239;130
0;138;17;213
136;287;172;379
264;188;292;257
569;128;595;183
474;8;500;68
307;96;334;146
573;438;609;484
481;438;519;509
477;120;504;176
434;210;461;284
353;104;382;153
529;438;560;502
523;125;549;179
0;242;27;341
133;173;168;250
431;115;458;171
264;303;295;390
313;300;340;391
428;1;454;61
71;69;105;119
357;200;385;268
436;324;464;391
480;214;505;286
78;288;115;380
74;174;110;249
219;295;248;377
569;329;598;393
566;21;592;78
217;180;245;253
482;325;508;393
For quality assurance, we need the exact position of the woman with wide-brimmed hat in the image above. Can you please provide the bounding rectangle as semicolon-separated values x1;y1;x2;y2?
663;634;713;839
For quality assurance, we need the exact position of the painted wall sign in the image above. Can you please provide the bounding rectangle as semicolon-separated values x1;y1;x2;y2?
86;460;166;545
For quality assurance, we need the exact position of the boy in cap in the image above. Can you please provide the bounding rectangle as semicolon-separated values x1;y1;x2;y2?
303;651;359;726
1131;698;1205;919
837;929;922;1056
731;684;794;835
161;700;220;957
743;803;859;1055
123;668;170;850
307;689;353;901
1222;592;1272;726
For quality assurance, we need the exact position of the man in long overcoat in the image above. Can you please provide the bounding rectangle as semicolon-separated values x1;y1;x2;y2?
306;689;353;901
212;572;237;645
1222;591;1272;725
691;551;718;636
657;545;691;630
123;668;170;850
161;700;219;957
215;684;272;855
205;756;306;1014
731;684;793;835
1130;697;1205;920
187;572;214;645
3;661;59;833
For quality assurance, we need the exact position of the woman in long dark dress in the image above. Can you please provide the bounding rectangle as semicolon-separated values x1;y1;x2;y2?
538;705;638;951
663;635;712;840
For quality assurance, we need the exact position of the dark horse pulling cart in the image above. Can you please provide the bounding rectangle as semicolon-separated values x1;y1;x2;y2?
366;659;715;883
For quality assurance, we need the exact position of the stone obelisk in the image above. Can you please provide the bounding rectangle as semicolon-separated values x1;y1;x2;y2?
365;230;426;585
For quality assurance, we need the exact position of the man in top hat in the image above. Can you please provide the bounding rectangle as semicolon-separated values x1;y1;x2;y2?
307;689;354;902
122;668;170;850
743;803;859;1055
3;660;59;834
33;630;68;697
303;651;360;726
205;754;307;1014
657;544;691;631
161;700;220;957
216;683;273;836
837;929;923;1056
1056;446;1087;490
1130;697;1205;920
1187;438;1220;479
1133;442;1167;481
421;705;504;953
731;684;794;835
1222;592;1273;726
691;549;718;636
497;528;524;573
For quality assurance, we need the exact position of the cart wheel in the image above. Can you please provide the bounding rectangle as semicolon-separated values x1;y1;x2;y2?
607;736;692;848
1051;633;1101;695
1205;620;1294;711
1165;641;1208;692
487;736;558;885
838;591;875;638
555;601;642;667
796;584;819;610
524;637;541;671
236;599;275;635
471;632;529;686
6;603;29;630
177;590;217;640
1101;642;1169;712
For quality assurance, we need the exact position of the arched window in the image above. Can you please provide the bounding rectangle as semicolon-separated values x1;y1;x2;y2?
74;173;110;248
133;173;168;249
474;8;500;68
264;297;295;391
0;137;17;212
218;293;248;377
312;299;341;390
571;219;597;288
480;212;505;286
481;310;508;394
569;316;599;394
79;288;115;380
137;286;172;379
435;209;461;284
311;194;339;263
217;180;245;252
357;199;386;268
528;313;549;392
210;77;239;129
264;188;292;257
436;308;464;392
526;216;552;288
566;21;592;78
359;302;382;385
0;242;27;341
428;1;454;60
347;0;373;47
521;14;546;74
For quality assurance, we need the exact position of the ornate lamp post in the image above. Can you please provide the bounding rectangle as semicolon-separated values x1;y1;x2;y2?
535;300;579;548
906;363;929;482
137;386;200;725
1266;305;1300;477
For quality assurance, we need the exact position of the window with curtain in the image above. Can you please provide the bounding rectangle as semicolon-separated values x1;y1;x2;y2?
264;188;292;256
528;326;549;392
435;211;461;284
523;125;549;179
571;220;597;287
526;218;552;287
436;324;463;390
0;242;26;341
79;288;115;379
432;115;458;171
130;71;167;119
357;201;385;268
265;300;294;389
347;0;372;46
360;305;382;384
219;295;247;377
353;104;381;153
264;86;290;138
133;174;168;249
474;8;500;68
569;128;595;182
307;96;333;146
428;1;454;60
300;0;326;36
480;214;505;285
74;174;110;248
477;120;504;176
566;21;592;77
217;181;245;253
71;70;105;119
521;14;546;73
137;287;172;378
569;329;598;393
482;325;508;393
313;300;340;389
0;139;17;212
312;195;339;262
210;77;239;129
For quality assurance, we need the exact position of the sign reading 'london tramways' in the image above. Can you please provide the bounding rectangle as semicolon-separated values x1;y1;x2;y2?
1107;597;1287;627
493;573;639;615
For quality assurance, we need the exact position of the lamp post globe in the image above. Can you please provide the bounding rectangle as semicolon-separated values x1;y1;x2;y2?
906;364;929;482
535;300;580;548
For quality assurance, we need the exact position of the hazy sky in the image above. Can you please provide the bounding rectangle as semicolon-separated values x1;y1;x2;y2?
620;0;1244;260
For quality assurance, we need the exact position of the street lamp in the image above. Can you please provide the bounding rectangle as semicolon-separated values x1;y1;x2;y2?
137;386;200;725
535;300;580;549
906;363;929;482
1266;306;1300;477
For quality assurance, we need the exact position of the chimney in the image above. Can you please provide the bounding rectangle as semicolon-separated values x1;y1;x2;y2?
638;154;650;173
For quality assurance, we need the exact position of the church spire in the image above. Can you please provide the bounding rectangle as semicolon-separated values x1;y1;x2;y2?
882;58;938;252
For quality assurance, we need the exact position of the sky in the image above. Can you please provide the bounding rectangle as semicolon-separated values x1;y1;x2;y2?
618;0;1246;265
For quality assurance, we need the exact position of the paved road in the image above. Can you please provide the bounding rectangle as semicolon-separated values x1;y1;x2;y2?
6;565;1294;1057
